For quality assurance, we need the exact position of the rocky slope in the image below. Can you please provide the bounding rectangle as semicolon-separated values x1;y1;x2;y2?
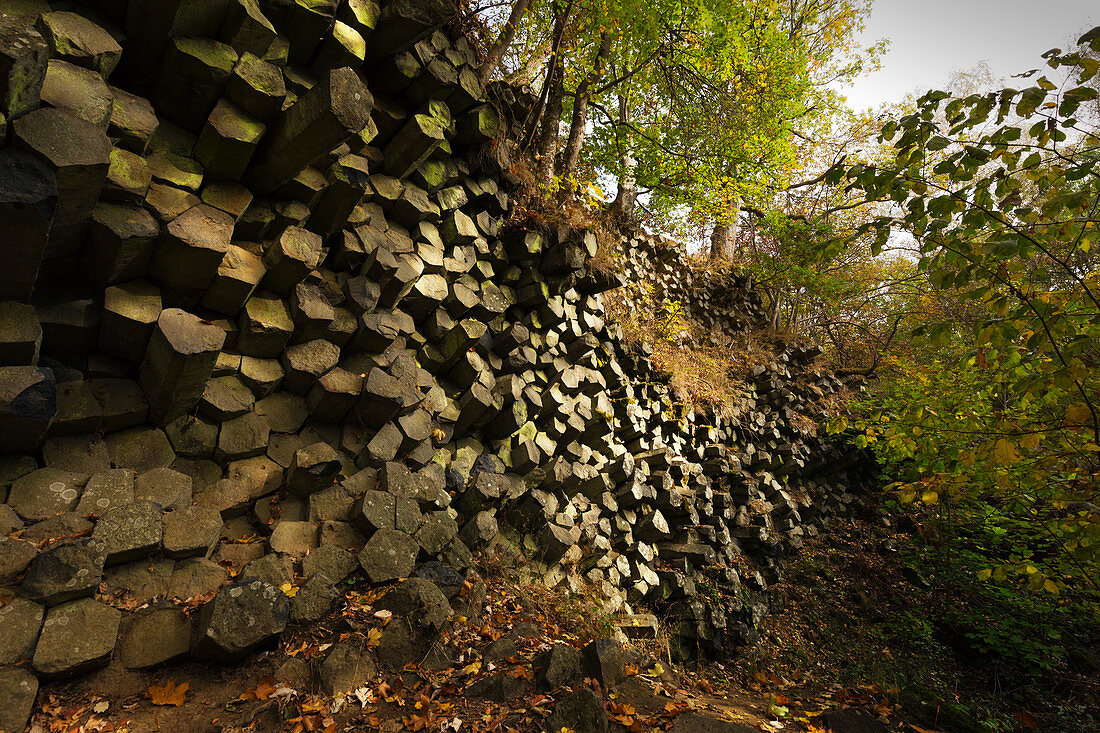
0;1;874;730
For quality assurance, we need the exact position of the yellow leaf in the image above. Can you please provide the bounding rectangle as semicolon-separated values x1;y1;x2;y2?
1020;433;1040;451
977;569;992;581
1065;403;1092;425
921;490;939;505
366;628;384;648
1044;579;1059;594
993;438;1020;465
279;582;298;598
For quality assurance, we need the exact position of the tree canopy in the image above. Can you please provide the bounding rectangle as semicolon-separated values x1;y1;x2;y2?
825;27;1100;601
471;0;879;251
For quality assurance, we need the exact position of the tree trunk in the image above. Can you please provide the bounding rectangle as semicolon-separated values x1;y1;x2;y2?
614;92;638;216
709;199;740;259
537;60;564;182
559;30;613;194
504;41;550;85
479;0;534;84
521;0;570;163
770;294;783;330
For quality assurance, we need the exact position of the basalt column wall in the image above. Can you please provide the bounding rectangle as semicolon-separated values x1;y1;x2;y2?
0;0;874;709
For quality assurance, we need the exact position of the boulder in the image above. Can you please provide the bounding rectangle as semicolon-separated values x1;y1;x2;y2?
75;468;135;515
413;561;465;599
162;504;223;558
134;467;193;509
0;668;38;733
466;672;525;701
21;537;107;606
268;520;319;556
581;638;627;689
241;552;295;587
0;151;55;304
544;689;608;733
193;578;290;660
167;557;229;601
375;617;431;669
0;536;38;581
0;597;45;664
534;644;583;691
376;577;452;633
290;572;341;621
118;604;193;669
358;528;418;583
302;544;357;582
318;642;377;695
92;500;163;565
33;597;121;676
7;466;84;521
105;557;173;604
139;308;226;425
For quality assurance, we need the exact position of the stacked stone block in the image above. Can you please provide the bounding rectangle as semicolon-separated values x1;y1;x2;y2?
0;1;875;723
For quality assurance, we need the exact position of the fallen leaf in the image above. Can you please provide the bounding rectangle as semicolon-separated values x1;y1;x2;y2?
367;627;384;648
1015;711;1038;731
147;679;190;706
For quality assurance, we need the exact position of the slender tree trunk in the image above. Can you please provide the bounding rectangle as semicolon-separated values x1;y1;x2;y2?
505;41;550;85
479;0;534;84
614;92;638;216
709;198;740;259
537;59;564;182
559;30;613;194
520;0;570;157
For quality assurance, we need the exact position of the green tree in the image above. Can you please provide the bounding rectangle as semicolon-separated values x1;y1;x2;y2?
827;27;1100;600
474;0;876;249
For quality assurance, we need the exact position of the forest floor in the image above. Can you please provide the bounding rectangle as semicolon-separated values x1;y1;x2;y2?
24;509;1100;733
733;510;1100;733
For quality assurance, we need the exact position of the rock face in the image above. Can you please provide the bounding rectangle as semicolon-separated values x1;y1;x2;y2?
0;0;876;699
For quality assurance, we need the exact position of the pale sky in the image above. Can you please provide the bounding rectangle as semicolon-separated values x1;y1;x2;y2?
842;0;1100;110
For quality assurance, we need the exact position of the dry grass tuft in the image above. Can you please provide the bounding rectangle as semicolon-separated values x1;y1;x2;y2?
603;284;752;417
